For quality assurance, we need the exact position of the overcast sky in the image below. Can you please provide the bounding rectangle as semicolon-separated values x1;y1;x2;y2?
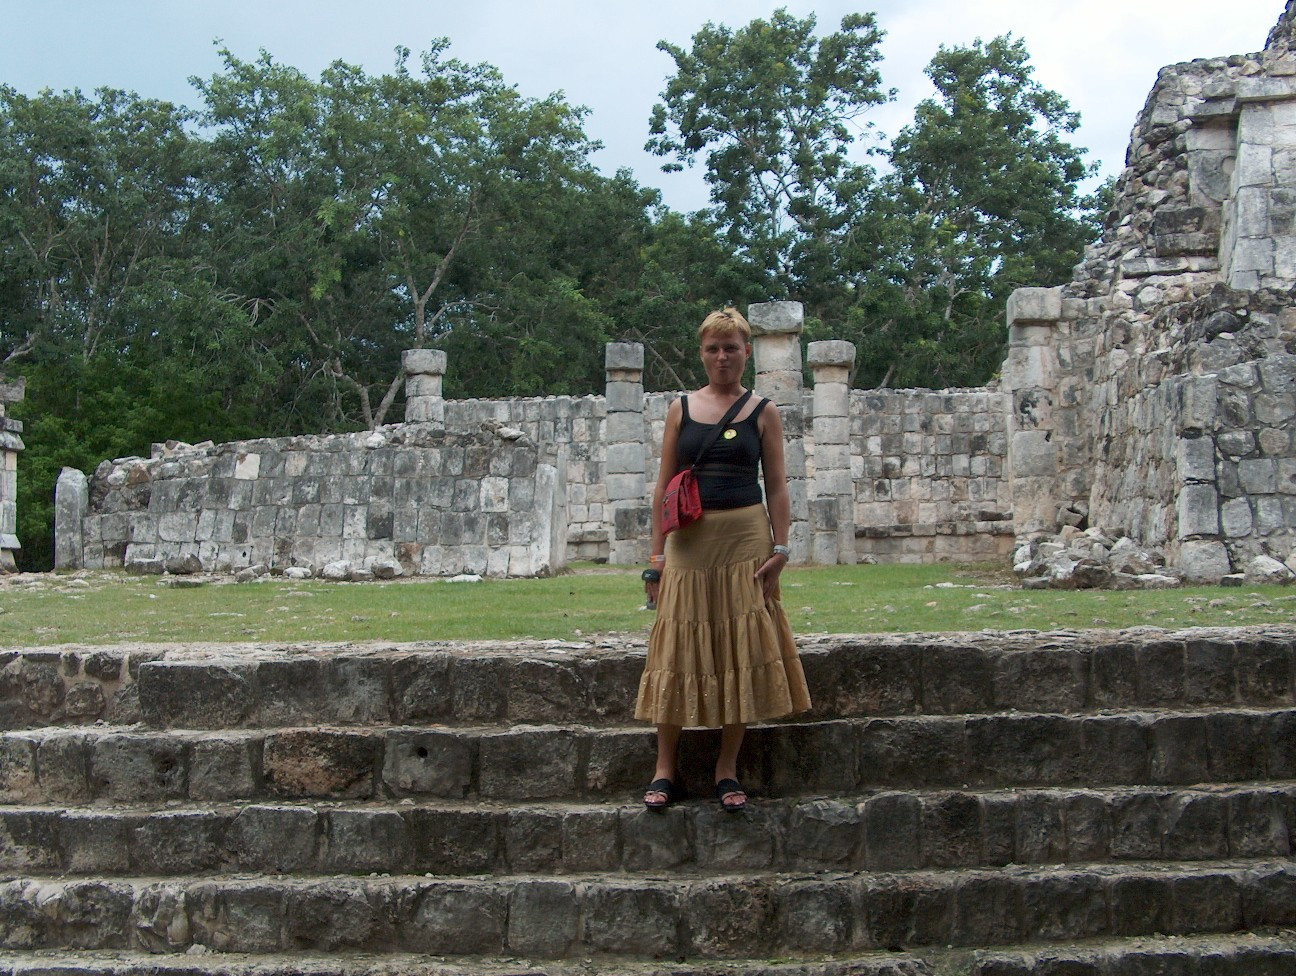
0;1;1284;212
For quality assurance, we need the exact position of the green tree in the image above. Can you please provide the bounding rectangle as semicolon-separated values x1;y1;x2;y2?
193;44;608;420
646;8;892;298
833;35;1101;389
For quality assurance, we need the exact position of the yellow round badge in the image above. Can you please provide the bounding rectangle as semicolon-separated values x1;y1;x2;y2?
723;428;737;439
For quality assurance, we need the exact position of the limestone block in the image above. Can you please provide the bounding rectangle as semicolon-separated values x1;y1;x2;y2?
756;336;804;373
1177;484;1221;538
1178;375;1219;431
233;453;261;480
54;467;88;570
815;470;854;497
1221;497;1255;537
479;477;509;513
1245;554;1294;583
806;340;856;368
1011;430;1057;478
604;342;644;371
748;300;804;334
604;443;645;476
603;473;644;504
405;398;444;424
1281;459;1296;493
404;374;442;398
1177;436;1217;482
1007;287;1063;326
1239;458;1279;493
812;417;851;447
1237;76;1296;103
401;348;446;376
604;381;644;414
1274;235;1296;280
604;411;643;444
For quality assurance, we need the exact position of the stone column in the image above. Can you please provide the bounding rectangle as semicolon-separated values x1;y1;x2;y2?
0;378;24;572
402;349;446;425
1004;288;1063;538
1221;77;1296;291
807;340;857;565
604;342;649;564
748;301;809;560
54;467;88;570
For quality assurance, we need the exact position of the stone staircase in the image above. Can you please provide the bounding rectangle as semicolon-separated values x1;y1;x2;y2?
2;628;1295;974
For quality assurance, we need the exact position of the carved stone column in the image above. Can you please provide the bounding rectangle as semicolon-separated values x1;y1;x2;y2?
0;378;24;571
402;349;446;425
1004;288;1062;538
748;301;809;560
808;340;857;565
604;342;649;564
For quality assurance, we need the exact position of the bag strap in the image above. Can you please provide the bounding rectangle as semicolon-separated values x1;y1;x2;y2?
688;389;753;470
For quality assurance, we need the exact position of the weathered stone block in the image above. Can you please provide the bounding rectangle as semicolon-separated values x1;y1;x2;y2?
285;883;380;950
684;879;778;958
479;727;580;800
382;730;471;798
228;805;318;873
89;733;187;802
1178;483;1221;537
405;882;505;954
263;730;378;799
1007;287;1063;325
582;882;679;956
322;809;410;873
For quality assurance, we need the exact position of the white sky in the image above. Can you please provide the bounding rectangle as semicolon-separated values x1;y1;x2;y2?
0;1;1284;212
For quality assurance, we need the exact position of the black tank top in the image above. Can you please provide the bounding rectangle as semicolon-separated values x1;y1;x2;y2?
677;395;769;510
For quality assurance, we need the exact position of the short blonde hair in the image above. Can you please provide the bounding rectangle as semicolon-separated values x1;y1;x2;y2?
697;307;752;342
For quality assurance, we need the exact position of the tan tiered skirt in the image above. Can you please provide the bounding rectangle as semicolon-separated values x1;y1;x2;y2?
635;504;812;728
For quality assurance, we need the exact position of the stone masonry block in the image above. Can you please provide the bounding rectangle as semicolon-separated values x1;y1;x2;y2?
479;728;580;800
1178;483;1221;537
582;883;680;956
748;300;804;334
1007;287;1063;326
229;805;319;872
604;342;644;371
262;729;379;799
806;340;856;367
401;348;446;375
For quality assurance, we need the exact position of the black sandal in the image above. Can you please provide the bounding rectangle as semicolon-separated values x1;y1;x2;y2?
643;778;677;810
715;778;747;812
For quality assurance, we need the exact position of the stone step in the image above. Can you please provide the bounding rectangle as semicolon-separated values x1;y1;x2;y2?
4;933;1296;976
1;784;1292;879
0;947;933;976
3;709;1294;805
1;861;1292;959
5;629;1293;730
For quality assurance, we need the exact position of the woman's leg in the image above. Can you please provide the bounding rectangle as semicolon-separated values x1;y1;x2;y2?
715;723;747;808
644;723;683;804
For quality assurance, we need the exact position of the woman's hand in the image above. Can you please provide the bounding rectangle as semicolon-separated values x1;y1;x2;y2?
754;553;787;604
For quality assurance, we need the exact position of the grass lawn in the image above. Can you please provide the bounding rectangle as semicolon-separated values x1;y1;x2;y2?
5;562;1296;647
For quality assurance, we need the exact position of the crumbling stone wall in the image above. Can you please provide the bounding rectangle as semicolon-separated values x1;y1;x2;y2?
64;425;566;578
852;387;1014;563
1003;2;1296;581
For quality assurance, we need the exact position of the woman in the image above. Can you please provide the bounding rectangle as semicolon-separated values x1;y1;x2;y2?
636;307;812;812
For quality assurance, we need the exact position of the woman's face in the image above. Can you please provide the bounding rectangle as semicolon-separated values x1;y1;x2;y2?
699;330;751;384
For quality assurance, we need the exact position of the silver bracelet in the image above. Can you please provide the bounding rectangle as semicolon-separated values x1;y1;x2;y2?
772;544;791;559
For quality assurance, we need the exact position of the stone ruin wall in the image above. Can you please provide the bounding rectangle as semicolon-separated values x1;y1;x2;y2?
57;425;567;579
56;328;1013;577
1007;3;1296;581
